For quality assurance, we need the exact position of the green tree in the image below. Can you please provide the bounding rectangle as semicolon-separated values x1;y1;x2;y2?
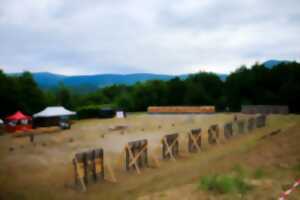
56;84;72;109
166;77;186;105
17;72;45;114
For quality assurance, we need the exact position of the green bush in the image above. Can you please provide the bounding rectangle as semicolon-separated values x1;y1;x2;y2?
232;164;246;178
76;104;116;119
253;168;265;179
294;163;300;171
199;174;251;194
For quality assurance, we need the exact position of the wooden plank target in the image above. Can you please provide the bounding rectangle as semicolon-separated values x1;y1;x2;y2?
248;117;255;131
237;120;245;134
125;139;148;173
208;124;220;144
73;152;86;191
188;128;202;153
73;148;104;191
83;151;94;184
93;149;104;181
256;115;266;128
224;122;233;139
162;133;179;160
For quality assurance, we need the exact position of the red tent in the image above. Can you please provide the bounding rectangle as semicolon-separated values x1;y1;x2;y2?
5;111;32;133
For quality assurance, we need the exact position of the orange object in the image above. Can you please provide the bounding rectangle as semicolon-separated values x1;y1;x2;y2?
147;106;215;114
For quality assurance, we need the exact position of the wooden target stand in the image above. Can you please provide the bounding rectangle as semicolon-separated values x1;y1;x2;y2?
124;139;148;174
73;148;116;192
162;133;179;161
208;124;220;145
224;122;233;139
256;115;266;128
237;120;245;134
248;117;255;131
188;129;202;153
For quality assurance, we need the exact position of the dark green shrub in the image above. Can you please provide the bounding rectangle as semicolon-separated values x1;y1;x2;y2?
232;164;246;178
253;168;266;179
199;174;251;194
76;104;116;119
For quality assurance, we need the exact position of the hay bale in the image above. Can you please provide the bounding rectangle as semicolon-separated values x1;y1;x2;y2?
148;106;215;114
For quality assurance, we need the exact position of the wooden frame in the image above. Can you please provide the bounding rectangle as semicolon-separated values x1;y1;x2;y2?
208;124;219;144
237;120;245;134
93;149;104;181
248;117;255;131
224;122;233;139
188;128;202;153
73;153;86;192
73;148;105;191
256;115;266;128
83;151;94;184
125;139;148;174
162;133;179;160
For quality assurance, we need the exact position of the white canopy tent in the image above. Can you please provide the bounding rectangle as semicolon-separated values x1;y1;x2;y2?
33;106;76;118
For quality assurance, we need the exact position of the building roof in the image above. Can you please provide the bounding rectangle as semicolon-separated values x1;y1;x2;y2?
33;106;76;118
6;111;32;121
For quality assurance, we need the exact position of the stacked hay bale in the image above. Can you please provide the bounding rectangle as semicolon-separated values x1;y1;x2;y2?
147;106;215;114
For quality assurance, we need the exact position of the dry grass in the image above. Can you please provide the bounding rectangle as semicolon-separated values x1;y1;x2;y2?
0;113;300;200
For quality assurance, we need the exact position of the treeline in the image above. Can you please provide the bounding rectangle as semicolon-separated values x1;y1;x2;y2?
0;71;77;117
1;61;300;118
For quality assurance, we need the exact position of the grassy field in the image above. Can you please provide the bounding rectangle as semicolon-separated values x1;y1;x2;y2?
0;113;300;200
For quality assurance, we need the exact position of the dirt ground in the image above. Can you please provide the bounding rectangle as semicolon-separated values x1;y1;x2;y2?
0;113;300;200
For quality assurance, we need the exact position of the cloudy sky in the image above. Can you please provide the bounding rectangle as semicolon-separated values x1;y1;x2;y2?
0;0;299;75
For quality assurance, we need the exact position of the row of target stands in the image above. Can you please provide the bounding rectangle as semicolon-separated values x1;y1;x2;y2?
72;115;267;191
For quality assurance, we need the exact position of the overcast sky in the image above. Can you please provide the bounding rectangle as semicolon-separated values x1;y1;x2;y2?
0;0;299;75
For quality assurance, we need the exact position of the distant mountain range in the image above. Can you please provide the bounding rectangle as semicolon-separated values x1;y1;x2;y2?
27;72;227;92
33;73;186;91
262;59;290;68
10;59;290;92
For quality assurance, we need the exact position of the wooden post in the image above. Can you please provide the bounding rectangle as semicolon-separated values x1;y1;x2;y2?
74;157;87;192
150;154;160;168
105;159;117;183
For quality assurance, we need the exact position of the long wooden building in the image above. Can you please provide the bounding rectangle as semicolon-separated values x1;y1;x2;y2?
241;105;289;114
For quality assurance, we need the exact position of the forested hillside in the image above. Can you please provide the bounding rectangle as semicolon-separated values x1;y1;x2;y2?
1;61;299;118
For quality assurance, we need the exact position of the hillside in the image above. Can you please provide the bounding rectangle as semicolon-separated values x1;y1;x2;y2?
29;72;227;91
27;59;292;90
8;59;294;93
30;72;182;90
262;59;291;68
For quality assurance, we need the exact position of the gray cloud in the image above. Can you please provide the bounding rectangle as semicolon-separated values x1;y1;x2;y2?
0;0;299;75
